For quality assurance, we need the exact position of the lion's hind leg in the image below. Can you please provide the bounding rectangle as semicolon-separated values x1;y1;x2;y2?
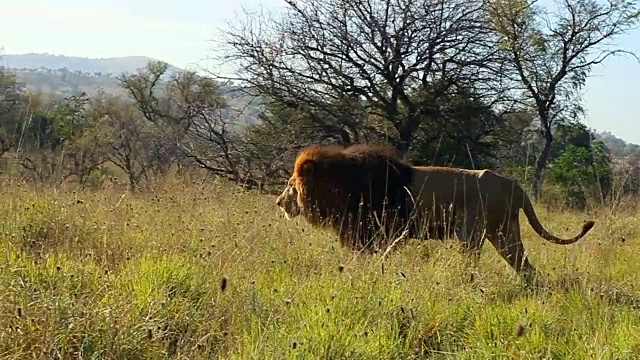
486;214;539;286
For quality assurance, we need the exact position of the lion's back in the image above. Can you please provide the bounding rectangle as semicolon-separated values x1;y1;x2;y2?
409;166;481;196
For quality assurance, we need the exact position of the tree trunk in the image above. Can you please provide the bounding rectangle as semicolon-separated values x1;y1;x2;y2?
397;117;421;152
531;129;553;200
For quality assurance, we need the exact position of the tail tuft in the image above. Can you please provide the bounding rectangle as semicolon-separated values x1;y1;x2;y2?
582;220;595;235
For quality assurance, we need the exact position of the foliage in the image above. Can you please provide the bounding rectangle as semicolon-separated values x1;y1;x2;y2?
548;141;612;209
18;92;108;185
0;67;26;156
408;87;513;168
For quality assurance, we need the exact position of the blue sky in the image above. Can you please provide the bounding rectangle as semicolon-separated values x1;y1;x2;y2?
1;0;639;143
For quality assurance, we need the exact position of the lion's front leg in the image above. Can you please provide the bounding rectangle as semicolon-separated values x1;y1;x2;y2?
454;210;485;260
452;210;486;284
336;217;379;252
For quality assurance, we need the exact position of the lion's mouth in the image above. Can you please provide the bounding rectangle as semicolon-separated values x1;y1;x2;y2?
278;207;292;220
279;206;300;220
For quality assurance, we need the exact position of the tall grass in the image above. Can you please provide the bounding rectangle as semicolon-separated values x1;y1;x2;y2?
1;176;639;359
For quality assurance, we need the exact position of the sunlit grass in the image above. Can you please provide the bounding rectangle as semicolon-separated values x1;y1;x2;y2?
1;176;639;359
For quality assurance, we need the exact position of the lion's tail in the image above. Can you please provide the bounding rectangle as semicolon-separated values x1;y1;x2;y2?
521;192;595;245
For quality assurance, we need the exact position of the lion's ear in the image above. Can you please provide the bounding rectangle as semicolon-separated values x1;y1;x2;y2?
298;160;315;178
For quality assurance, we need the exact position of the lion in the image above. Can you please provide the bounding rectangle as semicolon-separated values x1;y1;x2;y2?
275;143;595;285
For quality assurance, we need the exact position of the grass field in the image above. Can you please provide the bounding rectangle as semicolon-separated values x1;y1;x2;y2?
1;175;640;359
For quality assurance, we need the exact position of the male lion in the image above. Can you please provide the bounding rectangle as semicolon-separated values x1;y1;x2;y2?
275;143;595;284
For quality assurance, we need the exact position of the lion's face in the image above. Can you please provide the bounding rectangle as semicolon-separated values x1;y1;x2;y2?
276;177;303;219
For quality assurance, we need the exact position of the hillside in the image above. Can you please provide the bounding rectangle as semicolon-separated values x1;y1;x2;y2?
595;131;640;159
9;68;124;96
2;53;183;75
1;53;262;126
0;53;183;97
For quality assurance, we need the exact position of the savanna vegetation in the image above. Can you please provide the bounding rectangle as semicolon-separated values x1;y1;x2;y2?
1;0;640;357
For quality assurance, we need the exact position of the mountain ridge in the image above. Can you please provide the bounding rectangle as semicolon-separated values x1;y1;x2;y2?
1;52;261;126
2;52;183;75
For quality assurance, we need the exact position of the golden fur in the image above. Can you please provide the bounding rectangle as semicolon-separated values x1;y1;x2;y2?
276;144;595;284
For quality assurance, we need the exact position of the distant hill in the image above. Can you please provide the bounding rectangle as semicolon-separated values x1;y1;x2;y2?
9;68;125;96
1;53;262;125
2;53;183;75
0;53;185;97
594;131;640;159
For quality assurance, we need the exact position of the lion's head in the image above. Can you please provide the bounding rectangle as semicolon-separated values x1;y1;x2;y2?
276;145;339;225
275;178;302;219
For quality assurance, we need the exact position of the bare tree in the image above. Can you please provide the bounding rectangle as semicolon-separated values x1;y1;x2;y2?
95;96;154;191
220;0;508;150
118;61;264;189
489;0;640;198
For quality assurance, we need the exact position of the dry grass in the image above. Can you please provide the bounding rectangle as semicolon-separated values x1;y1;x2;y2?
1;175;640;359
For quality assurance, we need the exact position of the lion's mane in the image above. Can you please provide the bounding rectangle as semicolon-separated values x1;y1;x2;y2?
291;143;424;249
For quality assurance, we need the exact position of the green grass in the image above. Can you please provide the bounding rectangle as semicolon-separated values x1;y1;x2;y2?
1;176;640;359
